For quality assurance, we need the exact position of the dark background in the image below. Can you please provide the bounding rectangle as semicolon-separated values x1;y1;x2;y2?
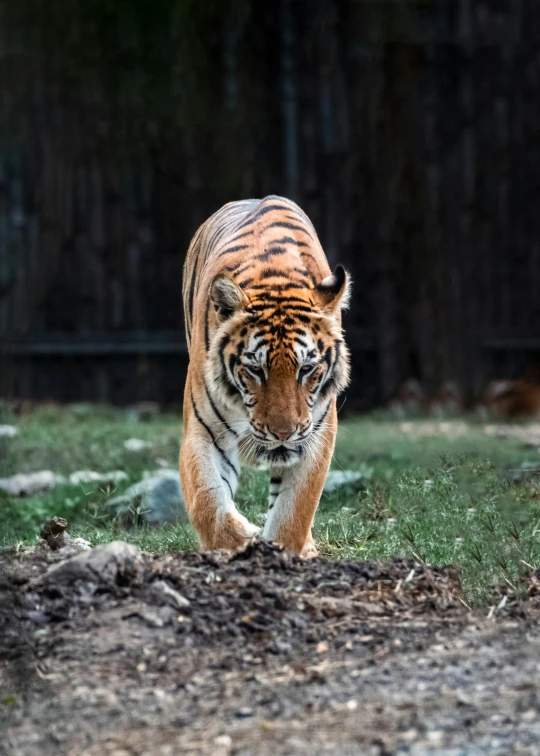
1;0;539;409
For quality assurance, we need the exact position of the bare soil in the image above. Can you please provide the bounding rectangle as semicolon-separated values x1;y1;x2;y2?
2;541;540;755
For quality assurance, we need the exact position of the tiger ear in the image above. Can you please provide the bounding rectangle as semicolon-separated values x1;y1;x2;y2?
210;275;246;321
315;265;351;312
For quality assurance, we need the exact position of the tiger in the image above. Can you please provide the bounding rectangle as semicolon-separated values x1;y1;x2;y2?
180;195;350;557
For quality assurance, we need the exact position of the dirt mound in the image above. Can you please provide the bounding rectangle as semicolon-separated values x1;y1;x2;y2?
2;541;539;755
2;540;463;661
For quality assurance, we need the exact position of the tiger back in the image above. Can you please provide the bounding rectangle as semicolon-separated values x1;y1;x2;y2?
180;195;350;555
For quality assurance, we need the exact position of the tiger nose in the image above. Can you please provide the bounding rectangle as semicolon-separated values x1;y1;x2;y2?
268;423;297;441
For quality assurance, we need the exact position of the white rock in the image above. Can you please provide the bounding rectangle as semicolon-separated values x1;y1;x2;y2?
150;579;190;609
69;537;93;552
123;438;152;452
323;470;369;493
69;470;128;486
38;541;141;585
0;424;17;437
108;469;187;524
0;470;56;497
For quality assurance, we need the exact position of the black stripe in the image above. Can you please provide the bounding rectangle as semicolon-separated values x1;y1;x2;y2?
265;221;314;237
218;333;242;399
280;282;305;291
218;333;230;373
228;229;254;244
221;475;233;498
322;345;333;372
292;267;316;283
269;236;309;247
319;375;337;399
248;337;265;352
249;301;313;314
254;246;287;262
204;379;238;438
218;244;251;257
191;393;239;477
228;261;255;277
314;401;331;432
188;255;199;329
204;301;210;352
260;268;292;280
237;203;290;229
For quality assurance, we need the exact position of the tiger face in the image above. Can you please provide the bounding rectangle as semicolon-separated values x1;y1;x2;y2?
208;265;351;467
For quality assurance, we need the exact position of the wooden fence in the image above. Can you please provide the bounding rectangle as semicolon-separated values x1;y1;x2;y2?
1;0;539;408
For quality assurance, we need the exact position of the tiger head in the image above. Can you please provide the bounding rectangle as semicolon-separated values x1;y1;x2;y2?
208;266;351;466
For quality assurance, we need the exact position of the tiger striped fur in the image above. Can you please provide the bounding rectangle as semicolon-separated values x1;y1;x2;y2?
180;195;350;556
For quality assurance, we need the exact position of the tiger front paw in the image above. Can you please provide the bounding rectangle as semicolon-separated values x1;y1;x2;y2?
212;512;260;552
300;537;319;559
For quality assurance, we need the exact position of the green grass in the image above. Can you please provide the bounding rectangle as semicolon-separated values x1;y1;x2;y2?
2;404;540;605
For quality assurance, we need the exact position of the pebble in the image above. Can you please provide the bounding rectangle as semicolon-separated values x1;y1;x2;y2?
124;438;152;452
0;424;17;437
235;707;254;718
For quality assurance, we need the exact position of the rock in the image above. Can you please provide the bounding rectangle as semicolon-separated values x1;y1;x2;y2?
36;541;141;585
0;424;17;437
504;462;540;483
0;470;56;497
40;517;68;550
235;707;254;718
125;401;160;422
67;537;92;553
123;438;151;452
108;469;187;524
68;403;95;418
323;470;370;493
0;469;129;497
150;579;190;610
68;470;128;486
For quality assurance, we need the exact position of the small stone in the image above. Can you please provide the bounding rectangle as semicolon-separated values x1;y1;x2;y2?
125;402;160;422
150;580;190;610
323;470;370;493
69;470;128;486
0;424;17;437
40;517;68;550
235;707;254;718
68;537;92;553
124;438;151;452
37;541;141;585
426;730;443;746
139;611;165;628
40;517;68;539
0;470;56;497
214;735;232;747
108;470;187;524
